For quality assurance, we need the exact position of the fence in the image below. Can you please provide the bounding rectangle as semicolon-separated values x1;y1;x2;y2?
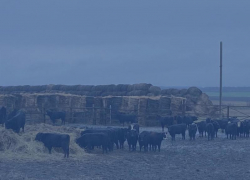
184;103;250;121
4;103;250;126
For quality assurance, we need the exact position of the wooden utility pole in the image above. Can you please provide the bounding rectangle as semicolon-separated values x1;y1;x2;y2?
220;42;223;117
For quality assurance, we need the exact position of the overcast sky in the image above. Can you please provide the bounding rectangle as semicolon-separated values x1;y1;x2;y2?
0;1;249;87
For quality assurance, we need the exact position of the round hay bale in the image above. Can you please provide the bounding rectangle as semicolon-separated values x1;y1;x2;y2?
92;85;104;91
51;85;61;91
161;89;170;96
116;84;129;92
131;83;152;91
149;86;161;96
78;85;93;91
179;89;188;96
71;85;81;91
169;89;180;96
186;87;202;97
161;89;179;96
58;85;69;91
127;84;134;91
39;85;47;92
128;90;147;96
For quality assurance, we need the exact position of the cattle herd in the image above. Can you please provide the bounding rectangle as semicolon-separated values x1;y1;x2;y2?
1;106;250;158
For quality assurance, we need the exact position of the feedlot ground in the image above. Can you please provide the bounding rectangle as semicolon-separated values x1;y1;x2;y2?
1;125;250;180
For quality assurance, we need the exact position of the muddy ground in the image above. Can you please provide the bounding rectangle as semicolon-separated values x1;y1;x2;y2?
1;125;250;180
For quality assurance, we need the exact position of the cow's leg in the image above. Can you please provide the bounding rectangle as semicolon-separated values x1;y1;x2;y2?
63;148;67;158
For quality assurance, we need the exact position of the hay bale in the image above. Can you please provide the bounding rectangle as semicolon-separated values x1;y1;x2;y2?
147;93;155;96
179;89;188;96
91;85;116;92
131;83;152;91
77;85;94;91
186;87;202;97
161;89;170;96
149;86;161;96
146;99;160;113
161;89;180;96
127;90;147;96
116;84;129;92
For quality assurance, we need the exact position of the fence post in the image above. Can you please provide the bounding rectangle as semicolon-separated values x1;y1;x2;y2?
104;108;106;126
93;104;96;125
110;105;112;124
182;99;186;116
227;106;230;120
70;107;73;123
43;107;46;124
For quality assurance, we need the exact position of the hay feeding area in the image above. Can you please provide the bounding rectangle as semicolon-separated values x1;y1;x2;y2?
0;124;89;161
1;125;250;180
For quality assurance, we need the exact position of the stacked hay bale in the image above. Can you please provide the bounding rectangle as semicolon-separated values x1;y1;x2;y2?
0;85;214;126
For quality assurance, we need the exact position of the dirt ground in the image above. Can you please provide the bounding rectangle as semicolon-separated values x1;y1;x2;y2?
1;125;250;180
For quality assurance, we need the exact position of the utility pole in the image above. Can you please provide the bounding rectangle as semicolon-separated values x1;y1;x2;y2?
220;42;223;117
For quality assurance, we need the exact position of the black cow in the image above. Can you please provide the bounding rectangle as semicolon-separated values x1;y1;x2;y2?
115;112;137;126
107;127;128;149
184;116;198;127
46;110;66;125
118;128;128;149
128;123;140;133
243;120;250;137
35;133;70;158
7;109;19;119
206;118;212;123
206;123;215;141
148;132;167;152
127;129;138;151
168;124;186;143
0;106;6;126
5;110;25;133
197;121;206;137
217;119;228;131
212;120;220;138
81;128;119;150
225;123;237;140
76;133;111;153
237;121;244;137
176;116;185;124
157;115;174;132
188;123;197;140
139;131;150;152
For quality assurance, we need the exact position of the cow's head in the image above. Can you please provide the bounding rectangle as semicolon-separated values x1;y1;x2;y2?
35;133;43;141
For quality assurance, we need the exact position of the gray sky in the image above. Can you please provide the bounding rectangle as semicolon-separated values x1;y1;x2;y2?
0;1;249;87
